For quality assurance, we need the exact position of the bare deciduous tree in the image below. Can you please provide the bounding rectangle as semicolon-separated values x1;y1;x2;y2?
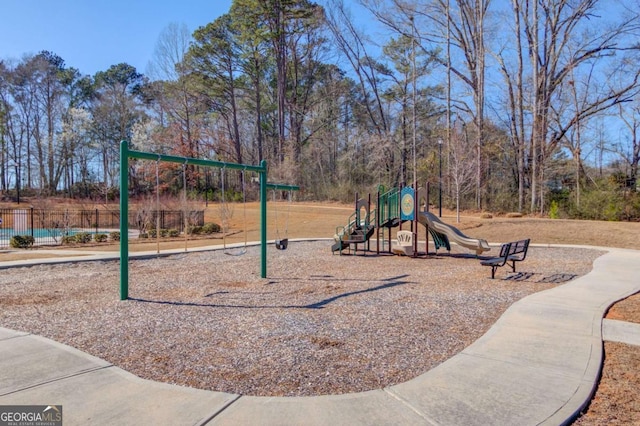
146;22;192;82
617;100;640;189
518;0;640;212
448;120;478;222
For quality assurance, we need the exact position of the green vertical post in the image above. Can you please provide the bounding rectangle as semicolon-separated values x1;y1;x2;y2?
260;160;267;278
119;140;129;300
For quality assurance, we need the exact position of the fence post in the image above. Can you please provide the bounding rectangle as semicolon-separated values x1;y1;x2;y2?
95;209;99;234
30;207;34;239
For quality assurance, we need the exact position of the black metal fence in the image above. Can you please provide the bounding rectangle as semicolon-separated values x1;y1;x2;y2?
0;208;204;249
131;209;204;234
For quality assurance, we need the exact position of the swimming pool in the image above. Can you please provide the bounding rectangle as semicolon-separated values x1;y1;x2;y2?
0;228;79;238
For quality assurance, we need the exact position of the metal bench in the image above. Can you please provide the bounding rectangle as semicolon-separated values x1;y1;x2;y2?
480;238;530;279
480;242;512;279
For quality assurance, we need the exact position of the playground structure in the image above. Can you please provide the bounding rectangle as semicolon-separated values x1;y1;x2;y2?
119;141;298;300
331;194;376;254
332;183;490;256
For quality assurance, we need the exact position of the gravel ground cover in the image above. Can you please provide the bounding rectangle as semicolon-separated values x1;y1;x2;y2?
0;241;603;397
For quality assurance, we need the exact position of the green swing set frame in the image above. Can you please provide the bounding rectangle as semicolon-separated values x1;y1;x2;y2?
119;140;298;300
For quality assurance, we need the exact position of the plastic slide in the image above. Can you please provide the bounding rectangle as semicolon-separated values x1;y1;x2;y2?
418;211;491;255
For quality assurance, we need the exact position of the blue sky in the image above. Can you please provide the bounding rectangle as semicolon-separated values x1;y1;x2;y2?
0;0;232;76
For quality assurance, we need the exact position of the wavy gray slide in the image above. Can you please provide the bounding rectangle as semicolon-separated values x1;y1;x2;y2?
418;211;491;255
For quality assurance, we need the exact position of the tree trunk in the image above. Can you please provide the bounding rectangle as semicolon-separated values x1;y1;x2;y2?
276;3;286;165
253;59;264;162
474;0;486;211
529;0;539;213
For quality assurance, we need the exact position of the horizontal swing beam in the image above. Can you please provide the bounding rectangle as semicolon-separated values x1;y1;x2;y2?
266;183;300;192
125;148;267;174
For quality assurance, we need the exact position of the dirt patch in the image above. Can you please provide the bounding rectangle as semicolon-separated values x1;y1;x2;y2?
1;293;61;306
574;342;640;424
605;292;640;324
0;252;92;261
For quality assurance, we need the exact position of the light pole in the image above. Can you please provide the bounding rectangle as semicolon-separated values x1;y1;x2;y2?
411;15;417;191
438;138;443;217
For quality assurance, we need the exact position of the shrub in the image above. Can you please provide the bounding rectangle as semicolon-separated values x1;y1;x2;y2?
10;235;35;249
145;228;172;238
575;187;623;221
623;192;640;221
167;228;180;237
566;178;640;221
201;222;221;234
94;233;108;243
222;189;244;203
479;212;493;219
549;201;559;219
109;231;120;242
138;232;149;239
74;232;92;244
62;235;76;245
187;225;203;235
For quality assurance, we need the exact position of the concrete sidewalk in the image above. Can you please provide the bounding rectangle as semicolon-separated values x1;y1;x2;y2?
1;247;639;425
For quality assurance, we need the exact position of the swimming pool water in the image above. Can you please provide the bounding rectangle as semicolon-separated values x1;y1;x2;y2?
0;228;91;238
